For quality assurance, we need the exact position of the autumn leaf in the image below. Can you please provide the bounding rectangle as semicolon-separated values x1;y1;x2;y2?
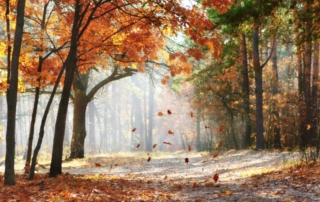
163;142;172;145
213;154;218;158
192;182;197;188
164;175;168;180
132;128;137;132
167;109;172;114
188;145;192;152
158;112;164;116
168;130;174;135
205;125;210;129
147;157;151;162
153;144;157;148
190;111;194;118
219;125;224;132
95;163;101;167
136;144;140;148
225;190;233;196
213;172;219;183
114;164;118;166
185;158;189;164
218;142;222;148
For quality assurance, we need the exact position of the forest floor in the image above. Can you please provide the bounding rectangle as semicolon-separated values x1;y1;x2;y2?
0;150;320;201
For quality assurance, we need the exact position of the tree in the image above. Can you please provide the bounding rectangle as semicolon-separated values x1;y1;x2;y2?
4;0;26;186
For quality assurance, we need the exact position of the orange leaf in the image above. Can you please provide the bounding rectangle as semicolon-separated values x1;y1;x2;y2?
213;172;219;183
132;128;137;132
163;142;172;145
190;111;194;118
188;145;192;152
168;130;174;135
164;175;168;180
153;144;157;148
114;164;118;166
192;182;197;188
136;144;140;148
158;112;164;116
167;109;172;114
185;158;189;164
147;157;151;162
213;154;218;158
219;125;224;132
95;163;101;167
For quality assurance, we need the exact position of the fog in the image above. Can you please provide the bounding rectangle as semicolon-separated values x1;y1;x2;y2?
0;72;199;159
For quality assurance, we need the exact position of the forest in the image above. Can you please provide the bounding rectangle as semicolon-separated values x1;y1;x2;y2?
0;0;320;201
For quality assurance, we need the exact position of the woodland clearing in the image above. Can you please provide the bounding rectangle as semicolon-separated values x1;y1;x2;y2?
0;150;319;201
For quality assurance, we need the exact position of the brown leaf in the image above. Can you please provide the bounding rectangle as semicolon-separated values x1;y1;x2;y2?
219;125;224;132
213;154;218;158
205;125;210;129
188;145;192;152
190;111;194;118
95;163;101;167
136;144;140;148
163;142;172;145
167;109;172;114
153;144;157;148
185;158;189;164
114;164;118;166
168;130;174;135
147;157;151;162
218;142;222;148
213;172;219;183
158;112;164;116
132;128;137;132
164;175;168;180
192;182;197;188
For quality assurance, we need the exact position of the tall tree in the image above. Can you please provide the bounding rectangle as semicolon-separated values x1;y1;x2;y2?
5;0;26;186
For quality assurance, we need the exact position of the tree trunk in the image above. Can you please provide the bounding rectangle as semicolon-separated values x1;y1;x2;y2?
146;80;154;151
5;0;26;186
196;108;201;151
241;32;251;149
271;39;282;149
49;1;80;177
88;102;96;154
311;42;319;147
252;21;264;150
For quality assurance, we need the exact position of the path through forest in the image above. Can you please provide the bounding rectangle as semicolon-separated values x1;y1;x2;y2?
0;150;319;201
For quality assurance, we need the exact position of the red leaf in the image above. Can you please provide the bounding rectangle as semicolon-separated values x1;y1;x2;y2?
168;130;174;135
163;142;172;145
192;182;197;188
167;109;172;114
190;111;194;118
205;125;210;129
147;157;151;162
185;158;189;164
219;125;224;132
95;163;101;167
153;144;157;148
132;128;137;132
213;172;219;183
114;164;119;166
218;142;222;148
213;154;218;158
188;145;192;152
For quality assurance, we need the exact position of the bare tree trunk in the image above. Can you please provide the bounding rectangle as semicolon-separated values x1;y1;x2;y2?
5;0;26;186
146;80;154;151
311;42;319;147
196;108;201;151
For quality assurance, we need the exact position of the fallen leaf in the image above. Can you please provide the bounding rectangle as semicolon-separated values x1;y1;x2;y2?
132;128;137;132
202;161;207;163
213;154;218;158
185;158;189;164
225;190;233;196
153;144;157;148
188;145;192;152
190;111;194;118
168;130;174;135
167;109;172;114
158;112;164;116
163;142;172;145
114;164;118;166
136;144;140;148
192;182;197;188
213;172;219;183
147;157;151;162
164;175;168;180
219;125;224;132
95;163;101;167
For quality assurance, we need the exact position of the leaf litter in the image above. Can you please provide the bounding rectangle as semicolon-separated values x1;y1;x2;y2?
0;150;319;201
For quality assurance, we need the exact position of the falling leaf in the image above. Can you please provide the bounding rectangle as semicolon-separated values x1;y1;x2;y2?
307;124;311;130
218;142;222;147
225;190;233;196
219;125;224;132
153;144;157;148
164;175;168;180
147;157;151;162
185;158;189;164
168;130;174;135
136;144;140;148
95;163;101;167
202;160;207;163
167;109;172;114
192;182;197;188
158;112;164;116
188;145;192;152
213;172;219;183
205;125;210;129
213;154;218;158
132;128;137;132
114;164;118;166
190;111;194;118
163;142;172;145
